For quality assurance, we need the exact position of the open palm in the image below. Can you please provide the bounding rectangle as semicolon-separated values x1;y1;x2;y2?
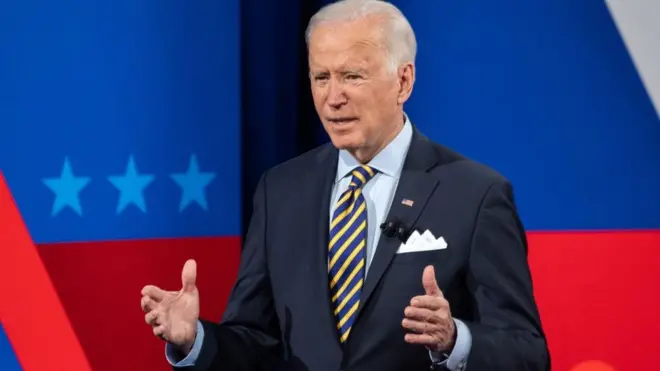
141;259;200;351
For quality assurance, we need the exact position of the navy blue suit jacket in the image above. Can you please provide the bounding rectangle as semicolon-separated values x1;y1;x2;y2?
180;128;550;370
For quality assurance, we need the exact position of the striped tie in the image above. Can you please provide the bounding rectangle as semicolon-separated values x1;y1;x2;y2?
328;164;377;343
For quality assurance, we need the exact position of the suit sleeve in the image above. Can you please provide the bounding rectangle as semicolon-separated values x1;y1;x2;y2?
179;172;281;370
462;180;550;370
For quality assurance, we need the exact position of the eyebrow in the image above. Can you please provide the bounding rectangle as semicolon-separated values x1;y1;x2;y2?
341;68;367;74
309;67;369;77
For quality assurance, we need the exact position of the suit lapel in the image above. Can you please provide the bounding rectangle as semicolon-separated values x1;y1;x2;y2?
308;144;341;341
356;129;440;319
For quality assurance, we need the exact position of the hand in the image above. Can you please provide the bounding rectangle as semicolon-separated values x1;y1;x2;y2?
141;259;200;352
402;265;456;352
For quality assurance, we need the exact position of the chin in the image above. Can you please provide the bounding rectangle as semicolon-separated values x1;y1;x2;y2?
328;134;364;151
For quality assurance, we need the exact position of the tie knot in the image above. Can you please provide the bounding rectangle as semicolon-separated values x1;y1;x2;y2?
348;165;377;189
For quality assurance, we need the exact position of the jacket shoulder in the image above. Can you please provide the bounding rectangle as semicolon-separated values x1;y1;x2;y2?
432;142;511;187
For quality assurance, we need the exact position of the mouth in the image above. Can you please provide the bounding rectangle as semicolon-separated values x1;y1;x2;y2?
327;117;358;126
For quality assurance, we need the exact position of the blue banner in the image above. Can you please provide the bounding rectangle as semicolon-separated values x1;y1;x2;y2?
0;0;241;243
395;0;660;230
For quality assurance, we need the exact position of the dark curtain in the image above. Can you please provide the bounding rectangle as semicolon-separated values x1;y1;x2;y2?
240;0;333;235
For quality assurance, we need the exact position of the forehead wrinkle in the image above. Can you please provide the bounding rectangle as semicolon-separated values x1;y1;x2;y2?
309;38;386;72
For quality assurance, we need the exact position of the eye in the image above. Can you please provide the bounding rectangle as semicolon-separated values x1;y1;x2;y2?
346;74;361;80
313;73;329;81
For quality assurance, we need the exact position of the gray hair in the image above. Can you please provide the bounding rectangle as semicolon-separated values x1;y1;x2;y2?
305;0;417;73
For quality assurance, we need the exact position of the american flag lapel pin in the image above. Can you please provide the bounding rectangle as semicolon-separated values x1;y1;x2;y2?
401;198;414;207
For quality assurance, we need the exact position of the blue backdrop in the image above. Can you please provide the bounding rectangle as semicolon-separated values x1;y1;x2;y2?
0;0;241;243
398;1;660;230
242;0;660;232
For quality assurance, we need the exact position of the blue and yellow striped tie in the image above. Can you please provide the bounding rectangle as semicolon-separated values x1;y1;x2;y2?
328;164;377;343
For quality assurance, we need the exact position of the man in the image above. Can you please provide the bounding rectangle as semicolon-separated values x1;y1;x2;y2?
141;1;550;370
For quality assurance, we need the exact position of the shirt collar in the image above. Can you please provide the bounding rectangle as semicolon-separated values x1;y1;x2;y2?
335;113;413;183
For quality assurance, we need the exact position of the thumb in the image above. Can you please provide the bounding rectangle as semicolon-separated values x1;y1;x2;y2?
422;265;441;296
181;259;197;292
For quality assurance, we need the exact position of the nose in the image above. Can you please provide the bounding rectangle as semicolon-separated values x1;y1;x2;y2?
326;79;347;109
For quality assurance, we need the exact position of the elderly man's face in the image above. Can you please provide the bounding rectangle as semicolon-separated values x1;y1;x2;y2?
308;16;413;161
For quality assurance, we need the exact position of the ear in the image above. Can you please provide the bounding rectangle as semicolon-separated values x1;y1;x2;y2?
397;62;415;105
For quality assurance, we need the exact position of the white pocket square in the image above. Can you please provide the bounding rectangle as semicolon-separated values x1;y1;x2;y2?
396;230;447;254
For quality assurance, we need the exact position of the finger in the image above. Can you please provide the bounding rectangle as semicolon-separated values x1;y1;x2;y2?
402;318;434;333
181;259;197;293
141;296;158;313
404;333;437;346
145;310;160;326
403;306;439;323
142;285;167;302
422;265;442;297
410;295;446;310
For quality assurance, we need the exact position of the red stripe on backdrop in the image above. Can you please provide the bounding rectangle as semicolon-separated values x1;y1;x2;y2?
17;204;660;371
528;230;660;371
37;236;241;371
0;172;92;370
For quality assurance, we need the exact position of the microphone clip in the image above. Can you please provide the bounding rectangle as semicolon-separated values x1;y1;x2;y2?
379;218;411;242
